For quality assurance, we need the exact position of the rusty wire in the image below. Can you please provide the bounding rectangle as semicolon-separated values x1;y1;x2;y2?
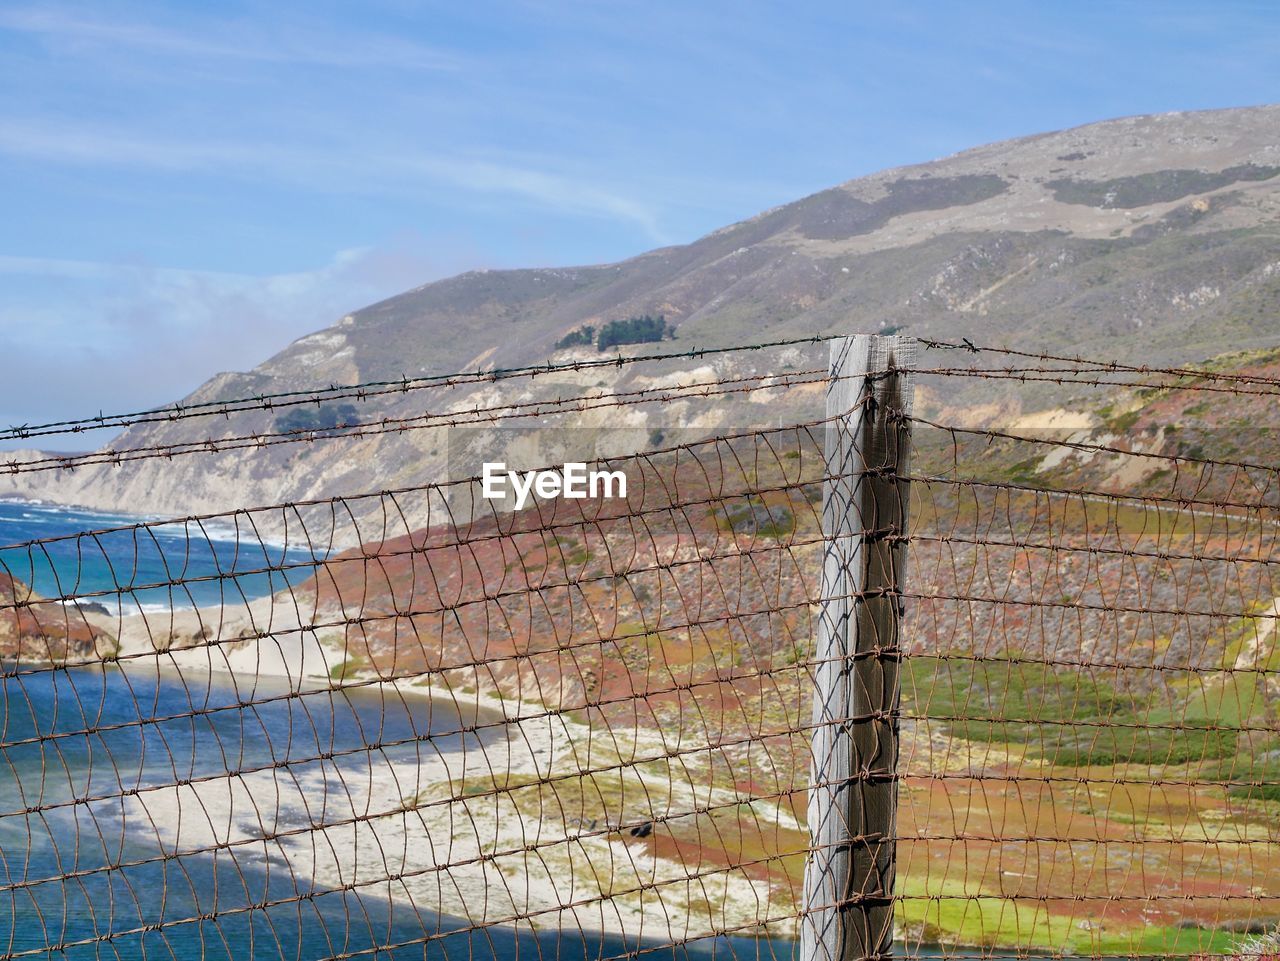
891;350;1280;960
1;336;1279;961
2;368;830;476
0;335;832;442
0;370;831;961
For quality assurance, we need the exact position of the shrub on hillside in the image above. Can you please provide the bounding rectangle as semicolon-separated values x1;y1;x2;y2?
275;403;360;434
597;314;670;351
554;325;594;349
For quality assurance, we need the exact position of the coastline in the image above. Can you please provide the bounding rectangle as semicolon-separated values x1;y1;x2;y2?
105;593;802;943
6;492;805;943
0;495;322;554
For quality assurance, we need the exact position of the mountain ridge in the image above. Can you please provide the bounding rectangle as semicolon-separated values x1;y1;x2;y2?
5;103;1280;529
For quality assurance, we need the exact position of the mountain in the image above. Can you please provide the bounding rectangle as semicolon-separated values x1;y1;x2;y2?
6;103;1280;530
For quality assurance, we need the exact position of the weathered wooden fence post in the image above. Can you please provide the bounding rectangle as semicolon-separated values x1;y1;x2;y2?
802;334;915;961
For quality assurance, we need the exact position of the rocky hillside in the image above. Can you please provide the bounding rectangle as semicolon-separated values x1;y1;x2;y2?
287;346;1280;952
6;104;1280;528
0;572;114;662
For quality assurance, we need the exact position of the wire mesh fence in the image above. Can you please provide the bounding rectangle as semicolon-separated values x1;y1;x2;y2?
898;339;1280;961
0;334;1277;959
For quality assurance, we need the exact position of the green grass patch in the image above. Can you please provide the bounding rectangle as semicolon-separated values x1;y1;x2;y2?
718;496;796;538
904;656;1259;766
1003;456;1043;484
895;874;1079;949
904;656;1128;744
1105;407;1142;433
896;872;1251;954
329;655;369;681
1205;742;1280;801
1099;924;1247;958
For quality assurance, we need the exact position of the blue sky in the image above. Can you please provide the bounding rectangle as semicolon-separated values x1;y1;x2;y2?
2;1;1279;440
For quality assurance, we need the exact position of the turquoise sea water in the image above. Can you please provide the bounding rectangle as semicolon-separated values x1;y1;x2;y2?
0;502;798;959
0;499;321;612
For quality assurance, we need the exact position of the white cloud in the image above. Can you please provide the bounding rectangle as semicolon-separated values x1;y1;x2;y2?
0;5;463;71
0;254;118;280
398;155;668;241
0;241;475;447
0;121;668;240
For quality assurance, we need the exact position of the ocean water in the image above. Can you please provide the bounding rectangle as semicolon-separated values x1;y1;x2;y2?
0;666;801;960
0;502;798;959
0;500;322;612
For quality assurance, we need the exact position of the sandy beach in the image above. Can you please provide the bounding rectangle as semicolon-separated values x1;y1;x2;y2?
105;595;803;943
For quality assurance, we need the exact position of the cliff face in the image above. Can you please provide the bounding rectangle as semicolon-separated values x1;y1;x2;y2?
6;104;1280;526
0;572;114;662
304;342;1280;727
278;348;1280;946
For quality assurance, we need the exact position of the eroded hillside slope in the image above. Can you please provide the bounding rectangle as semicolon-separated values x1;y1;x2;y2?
7;105;1280;534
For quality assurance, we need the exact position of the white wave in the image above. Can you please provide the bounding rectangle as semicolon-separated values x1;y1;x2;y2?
3;502;326;559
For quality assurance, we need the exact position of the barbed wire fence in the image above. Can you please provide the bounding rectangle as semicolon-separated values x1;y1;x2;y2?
0;333;1277;959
